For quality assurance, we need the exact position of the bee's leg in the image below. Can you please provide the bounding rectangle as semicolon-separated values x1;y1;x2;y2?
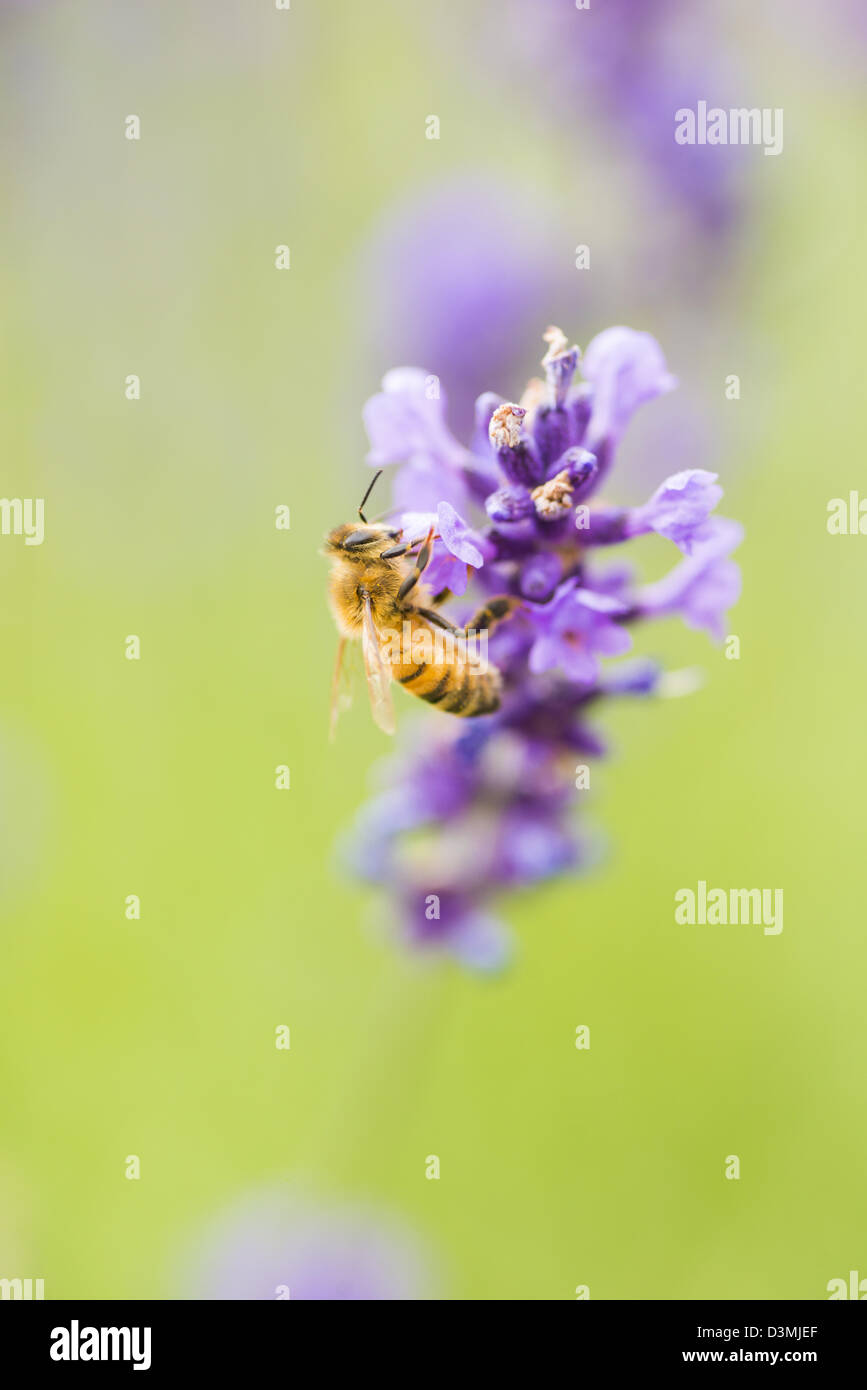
414;590;522;636
462;595;523;635
415;593;522;641
396;526;436;601
380;530;438;561
413;606;465;637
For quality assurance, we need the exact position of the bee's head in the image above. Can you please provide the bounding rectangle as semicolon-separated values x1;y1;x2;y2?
324;471;406;557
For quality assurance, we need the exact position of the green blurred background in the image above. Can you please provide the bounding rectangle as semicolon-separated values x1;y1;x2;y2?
1;0;865;1299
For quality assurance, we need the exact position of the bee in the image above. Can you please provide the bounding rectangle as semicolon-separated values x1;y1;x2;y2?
324;472;517;735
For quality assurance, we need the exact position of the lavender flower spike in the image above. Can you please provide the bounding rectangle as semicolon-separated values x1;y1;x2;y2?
343;327;742;969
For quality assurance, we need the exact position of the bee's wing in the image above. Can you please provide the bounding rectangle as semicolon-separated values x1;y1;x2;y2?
328;635;349;742
361;595;396;735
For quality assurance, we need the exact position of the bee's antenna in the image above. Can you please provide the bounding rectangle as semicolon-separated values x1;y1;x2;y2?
358;470;383;523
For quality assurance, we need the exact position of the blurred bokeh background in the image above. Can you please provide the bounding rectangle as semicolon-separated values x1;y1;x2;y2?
1;0;865;1299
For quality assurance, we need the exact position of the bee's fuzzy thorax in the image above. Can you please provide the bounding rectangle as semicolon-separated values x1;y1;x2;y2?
325;517;410;641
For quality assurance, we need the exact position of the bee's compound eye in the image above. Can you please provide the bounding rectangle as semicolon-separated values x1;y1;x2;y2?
342;529;378;548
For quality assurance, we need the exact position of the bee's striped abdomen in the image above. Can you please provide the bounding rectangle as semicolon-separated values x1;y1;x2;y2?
395;656;501;718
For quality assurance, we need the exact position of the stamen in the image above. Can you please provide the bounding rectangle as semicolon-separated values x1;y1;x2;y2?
531;469;574;519
542;325;581;407
542;325;569;360
489;403;527;451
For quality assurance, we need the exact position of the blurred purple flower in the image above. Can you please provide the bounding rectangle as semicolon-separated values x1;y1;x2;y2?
183;1190;433;1301
363;368;466;473
496;0;748;235
354;175;577;434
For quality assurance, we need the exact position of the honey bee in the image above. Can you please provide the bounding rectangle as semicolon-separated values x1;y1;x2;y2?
324;472;517;735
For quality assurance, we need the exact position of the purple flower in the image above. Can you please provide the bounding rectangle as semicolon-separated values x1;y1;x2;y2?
341;327;742;969
519;552;563;602
627;469;723;552
363;369;477;522
399;886;510;971
390;462;469;520
638;518;743;640
363;368;466;472
397;501;490;596
181;1190;434;1301
581;327;676;454
495;805;579;884
528;583;633;686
